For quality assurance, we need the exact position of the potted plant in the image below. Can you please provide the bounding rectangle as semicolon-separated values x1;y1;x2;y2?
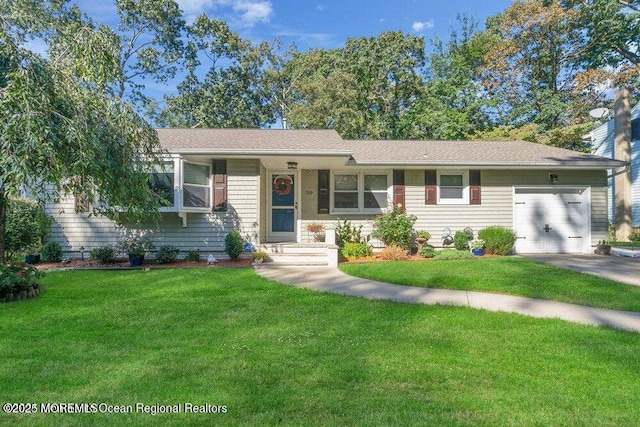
120;235;155;267
24;244;41;264
595;240;611;255
306;223;326;242
415;230;431;246
470;239;485;256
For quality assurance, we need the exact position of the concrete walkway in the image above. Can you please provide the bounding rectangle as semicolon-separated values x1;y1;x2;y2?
523;253;640;286
255;266;640;333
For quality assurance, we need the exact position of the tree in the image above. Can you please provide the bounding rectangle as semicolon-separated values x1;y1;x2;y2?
160;15;273;128
481;0;589;130
286;31;426;139
0;0;165;262
555;0;640;99
400;15;497;140
112;0;186;107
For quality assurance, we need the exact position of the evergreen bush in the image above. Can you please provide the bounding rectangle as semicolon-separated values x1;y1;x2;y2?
478;226;517;255
225;231;244;260
41;242;63;263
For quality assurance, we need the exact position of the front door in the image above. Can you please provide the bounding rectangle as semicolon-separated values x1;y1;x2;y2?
268;171;298;242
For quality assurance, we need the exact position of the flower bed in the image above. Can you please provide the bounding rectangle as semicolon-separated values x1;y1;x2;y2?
0;263;43;303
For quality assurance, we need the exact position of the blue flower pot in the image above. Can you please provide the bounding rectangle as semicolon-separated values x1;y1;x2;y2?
471;249;485;256
25;254;40;264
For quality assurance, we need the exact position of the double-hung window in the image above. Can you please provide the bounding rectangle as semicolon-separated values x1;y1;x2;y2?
332;172;390;213
182;161;211;209
438;171;468;204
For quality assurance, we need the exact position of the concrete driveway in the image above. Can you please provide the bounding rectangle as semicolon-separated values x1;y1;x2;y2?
522;254;640;286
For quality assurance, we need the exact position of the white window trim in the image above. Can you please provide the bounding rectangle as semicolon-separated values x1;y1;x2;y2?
180;159;212;212
437;170;469;205
330;171;392;214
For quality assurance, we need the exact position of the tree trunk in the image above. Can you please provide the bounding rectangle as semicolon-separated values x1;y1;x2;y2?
0;189;6;264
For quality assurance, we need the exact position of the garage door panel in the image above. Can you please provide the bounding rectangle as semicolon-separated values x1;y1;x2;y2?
514;188;589;254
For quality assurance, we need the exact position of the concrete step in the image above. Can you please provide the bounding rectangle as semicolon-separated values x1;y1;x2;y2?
258;244;334;255
265;252;329;266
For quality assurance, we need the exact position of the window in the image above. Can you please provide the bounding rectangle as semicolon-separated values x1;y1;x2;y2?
438;171;468;204
183;162;211;209
148;162;175;207
332;172;390;213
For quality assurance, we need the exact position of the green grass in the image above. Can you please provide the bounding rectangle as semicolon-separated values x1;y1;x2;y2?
609;241;640;248
340;257;640;312
1;268;640;426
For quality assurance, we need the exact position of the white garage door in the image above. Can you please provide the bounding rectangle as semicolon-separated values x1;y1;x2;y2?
513;187;590;254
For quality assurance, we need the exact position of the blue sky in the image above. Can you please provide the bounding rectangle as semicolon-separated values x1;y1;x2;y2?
74;0;514;52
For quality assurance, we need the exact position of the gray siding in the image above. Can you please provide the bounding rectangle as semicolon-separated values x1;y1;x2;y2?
299;169;608;247
46;159;260;258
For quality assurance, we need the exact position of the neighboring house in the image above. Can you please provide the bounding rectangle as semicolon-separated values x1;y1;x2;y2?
46;128;624;257
590;94;640;238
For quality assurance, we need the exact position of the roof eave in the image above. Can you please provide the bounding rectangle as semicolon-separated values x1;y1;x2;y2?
347;160;627;169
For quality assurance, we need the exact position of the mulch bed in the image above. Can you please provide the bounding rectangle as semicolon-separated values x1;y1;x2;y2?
36;258;253;271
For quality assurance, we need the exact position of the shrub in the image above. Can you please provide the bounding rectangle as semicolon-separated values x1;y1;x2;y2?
629;228;640;242
453;231;471;251
90;246;116;264
250;250;269;263
0;262;43;295
225;231;244;261
120;235;154;255
435;249;474;260
335;220;364;246
185;249;200;262
416;230;431;241
379;244;409;261
4;197;52;260
372;205;417;249
340;242;372;260
478;226;517;255
41;242;63;263
418;246;437;258
306;222;326;242
156;245;179;264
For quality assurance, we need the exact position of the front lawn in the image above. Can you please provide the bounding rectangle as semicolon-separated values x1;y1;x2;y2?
1;268;640;426
340;257;640;311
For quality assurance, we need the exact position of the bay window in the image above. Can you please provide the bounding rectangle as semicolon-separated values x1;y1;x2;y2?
182;161;211;209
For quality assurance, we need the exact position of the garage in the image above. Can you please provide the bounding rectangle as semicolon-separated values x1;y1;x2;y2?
513;187;591;254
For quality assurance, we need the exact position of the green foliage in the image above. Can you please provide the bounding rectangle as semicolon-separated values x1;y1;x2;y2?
418;246;437;258
335;220;364;246
156;245;179;264
41;241;63;263
90;246;116;264
224;231;244;261
184;250;200;262
628;229;640;242
435;249;474;260
371;205;417;250
250;250;269;263
454;231;472;251
0;262;42;295
340;243;372;260
416;230;431;240
4;198;52;260
120;235;155;255
478;226;517;255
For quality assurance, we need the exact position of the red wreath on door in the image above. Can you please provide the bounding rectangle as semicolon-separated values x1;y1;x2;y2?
273;176;292;196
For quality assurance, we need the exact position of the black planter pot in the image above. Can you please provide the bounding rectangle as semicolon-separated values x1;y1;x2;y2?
25;254;40;264
128;253;145;267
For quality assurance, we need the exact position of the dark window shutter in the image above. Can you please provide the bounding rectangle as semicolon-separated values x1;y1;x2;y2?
469;170;481;205
425;170;437;205
392;170;405;208
318;170;330;214
212;160;227;211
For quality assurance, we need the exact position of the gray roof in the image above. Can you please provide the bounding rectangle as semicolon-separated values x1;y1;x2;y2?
156;128;625;169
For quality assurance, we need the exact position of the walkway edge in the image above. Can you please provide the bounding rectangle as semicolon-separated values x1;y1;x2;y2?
255;266;640;333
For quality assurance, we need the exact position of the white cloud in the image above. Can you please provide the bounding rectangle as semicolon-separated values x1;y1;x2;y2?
234;1;273;25
177;0;272;26
177;0;216;15
316;4;326;12
412;20;434;32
